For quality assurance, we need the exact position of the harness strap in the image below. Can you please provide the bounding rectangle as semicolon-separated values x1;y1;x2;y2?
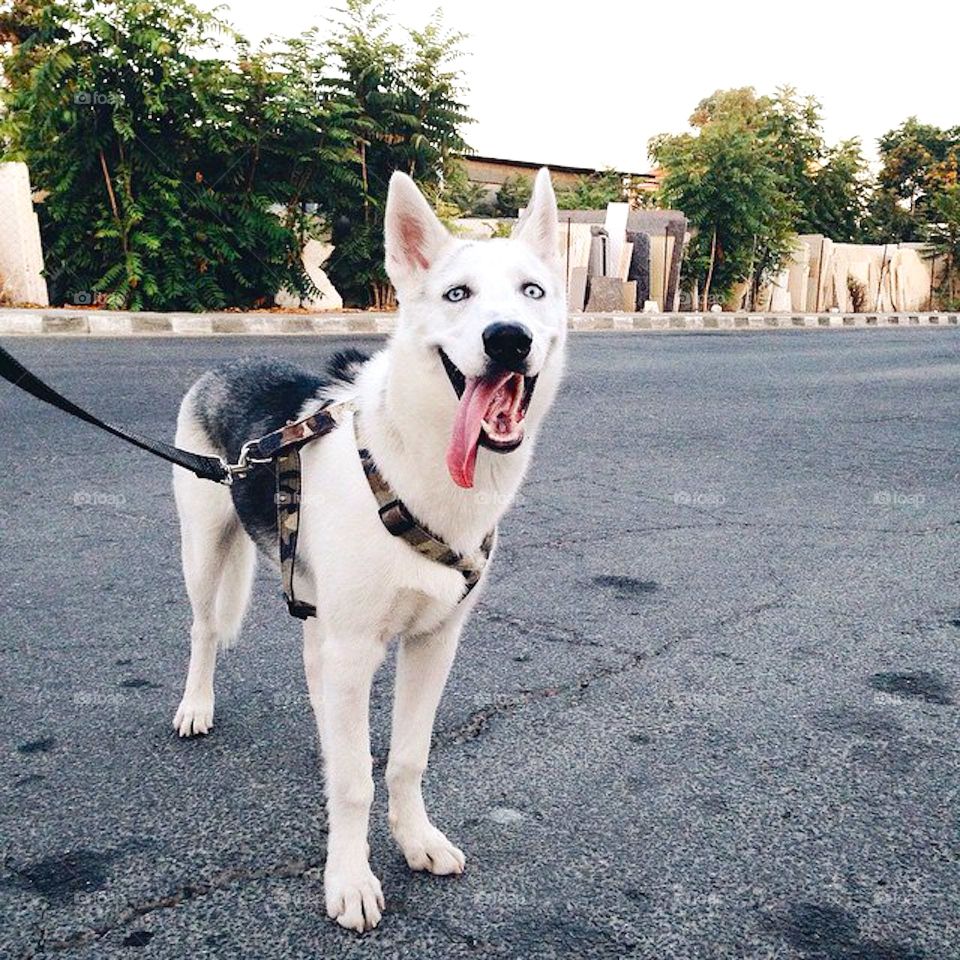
276;446;316;620
355;419;495;597
0;343;230;483
269;403;349;620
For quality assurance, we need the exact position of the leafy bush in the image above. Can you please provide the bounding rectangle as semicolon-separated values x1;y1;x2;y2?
495;174;532;217
555;170;624;210
318;2;471;308
0;0;471;309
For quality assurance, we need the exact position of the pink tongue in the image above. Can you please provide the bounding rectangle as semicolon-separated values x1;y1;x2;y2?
446;372;513;489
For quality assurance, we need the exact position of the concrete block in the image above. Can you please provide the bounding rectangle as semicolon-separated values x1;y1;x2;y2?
0;311;43;334
170;314;214;335
131;314;173;334
42;315;87;334
88;314;134;335
347;315;376;333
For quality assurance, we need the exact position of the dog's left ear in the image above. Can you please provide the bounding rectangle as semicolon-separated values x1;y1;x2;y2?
512;167;560;268
384;171;453;287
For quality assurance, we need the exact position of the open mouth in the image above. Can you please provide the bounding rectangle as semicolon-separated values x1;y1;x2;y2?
439;349;537;489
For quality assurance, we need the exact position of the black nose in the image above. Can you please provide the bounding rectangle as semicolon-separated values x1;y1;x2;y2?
482;322;533;372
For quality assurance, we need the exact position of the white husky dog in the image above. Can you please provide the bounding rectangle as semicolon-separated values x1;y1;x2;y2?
171;168;566;931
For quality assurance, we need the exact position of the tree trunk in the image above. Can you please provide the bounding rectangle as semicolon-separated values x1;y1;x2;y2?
701;227;718;311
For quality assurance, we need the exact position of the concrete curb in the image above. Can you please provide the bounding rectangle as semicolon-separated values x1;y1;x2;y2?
0;307;957;336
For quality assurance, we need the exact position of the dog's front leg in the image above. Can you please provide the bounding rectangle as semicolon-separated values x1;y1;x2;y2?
304;624;386;932
387;618;466;875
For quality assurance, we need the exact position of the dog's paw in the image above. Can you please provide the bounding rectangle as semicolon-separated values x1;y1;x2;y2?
173;696;214;737
324;862;384;933
394;822;466;875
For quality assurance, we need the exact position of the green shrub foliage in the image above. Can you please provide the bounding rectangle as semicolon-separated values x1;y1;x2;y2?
0;0;471;309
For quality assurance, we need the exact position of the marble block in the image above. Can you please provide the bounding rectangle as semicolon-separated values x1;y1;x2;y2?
649;235;675;311
558;220;593;285
568;266;588;312
585;276;626;312
275;239;343;310
626;231;650;309
0;162;49;305
617;242;633;282
588;230;608;277
603;202;630;278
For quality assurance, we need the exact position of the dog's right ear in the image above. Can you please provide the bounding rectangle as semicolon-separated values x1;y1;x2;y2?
384;172;452;287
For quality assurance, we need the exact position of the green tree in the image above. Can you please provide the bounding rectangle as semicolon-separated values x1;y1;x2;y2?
495;173;532;217
435;159;489;216
925;185;960;308
805;139;870;242
866;118;960;242
0;0;473;310
321;1;471;307
696;86;870;241
0;0;358;309
555;170;624;210
650;98;796;309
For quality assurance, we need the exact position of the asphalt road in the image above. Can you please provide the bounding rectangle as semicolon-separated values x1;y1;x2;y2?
1;330;958;960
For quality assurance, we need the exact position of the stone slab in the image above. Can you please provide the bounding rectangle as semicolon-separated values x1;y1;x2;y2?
603;203;630;279
0;162;49;306
568;267;588;312
588;232;608;278
584;276;627;313
626;232;651;310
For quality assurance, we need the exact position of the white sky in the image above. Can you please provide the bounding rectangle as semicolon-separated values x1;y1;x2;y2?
210;0;959;171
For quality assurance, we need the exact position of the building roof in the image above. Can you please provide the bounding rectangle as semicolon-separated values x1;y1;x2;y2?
458;153;655;180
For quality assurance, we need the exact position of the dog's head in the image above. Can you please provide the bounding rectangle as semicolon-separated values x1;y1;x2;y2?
384;167;566;489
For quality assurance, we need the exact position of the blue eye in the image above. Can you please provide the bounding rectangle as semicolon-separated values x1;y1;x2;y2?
444;285;471;303
522;283;545;300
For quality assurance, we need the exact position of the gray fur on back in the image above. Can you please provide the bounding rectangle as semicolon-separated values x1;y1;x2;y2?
186;350;369;553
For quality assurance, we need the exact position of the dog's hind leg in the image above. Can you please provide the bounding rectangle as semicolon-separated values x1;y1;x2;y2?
386;619;466;875
172;461;254;737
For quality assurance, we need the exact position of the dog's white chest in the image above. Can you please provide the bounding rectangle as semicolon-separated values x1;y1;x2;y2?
377;587;460;640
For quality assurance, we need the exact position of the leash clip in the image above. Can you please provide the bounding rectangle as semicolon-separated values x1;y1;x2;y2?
219;441;274;485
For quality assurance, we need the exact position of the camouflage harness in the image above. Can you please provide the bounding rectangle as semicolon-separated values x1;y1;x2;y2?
261;402;495;620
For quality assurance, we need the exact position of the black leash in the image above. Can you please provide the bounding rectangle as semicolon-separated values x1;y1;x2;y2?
0;343;231;483
1;342;495;623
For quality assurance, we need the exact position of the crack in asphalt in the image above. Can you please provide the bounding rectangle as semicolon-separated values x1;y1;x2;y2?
430;587;790;752
19;858;323;957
